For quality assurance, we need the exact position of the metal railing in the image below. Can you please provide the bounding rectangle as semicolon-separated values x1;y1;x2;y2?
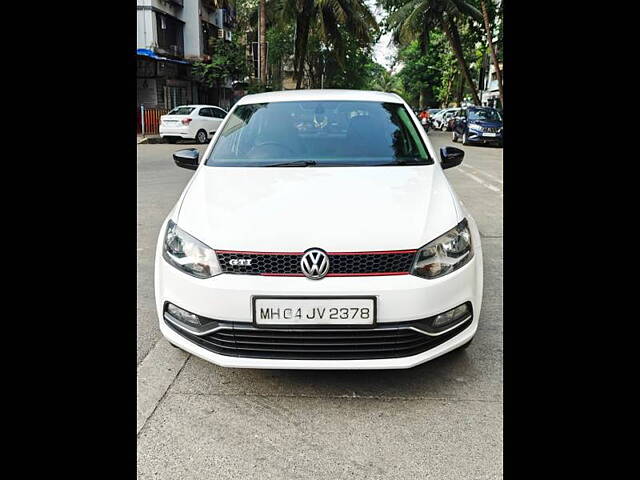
138;106;169;136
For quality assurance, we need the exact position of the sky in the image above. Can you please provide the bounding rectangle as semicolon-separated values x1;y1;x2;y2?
367;1;397;71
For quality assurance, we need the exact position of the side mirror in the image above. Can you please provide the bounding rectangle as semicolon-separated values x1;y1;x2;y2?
440;146;464;169
173;148;199;170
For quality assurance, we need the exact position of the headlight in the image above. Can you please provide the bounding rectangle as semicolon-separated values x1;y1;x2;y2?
163;220;221;278
411;219;474;279
468;123;482;131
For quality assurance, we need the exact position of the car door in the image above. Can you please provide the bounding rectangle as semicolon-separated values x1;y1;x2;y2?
212;107;227;133
198;108;217;136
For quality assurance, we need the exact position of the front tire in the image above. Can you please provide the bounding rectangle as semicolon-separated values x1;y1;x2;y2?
452;131;458;142
462;132;470;145
195;129;208;144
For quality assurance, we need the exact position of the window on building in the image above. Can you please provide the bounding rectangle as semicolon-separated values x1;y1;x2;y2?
156;12;184;57
201;21;218;55
164;86;188;110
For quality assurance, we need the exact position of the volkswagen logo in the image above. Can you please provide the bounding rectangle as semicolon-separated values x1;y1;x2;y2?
300;249;330;280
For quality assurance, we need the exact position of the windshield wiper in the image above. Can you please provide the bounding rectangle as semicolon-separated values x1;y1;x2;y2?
264;160;317;167
377;159;431;166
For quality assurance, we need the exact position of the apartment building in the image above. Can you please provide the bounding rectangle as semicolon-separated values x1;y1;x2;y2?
479;51;502;109
136;0;236;110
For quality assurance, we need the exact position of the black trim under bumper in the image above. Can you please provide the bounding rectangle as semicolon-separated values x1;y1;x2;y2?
164;315;473;361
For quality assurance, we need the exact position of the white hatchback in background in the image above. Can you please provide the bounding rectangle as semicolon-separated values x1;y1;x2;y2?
159;105;227;144
155;90;483;370
432;108;460;131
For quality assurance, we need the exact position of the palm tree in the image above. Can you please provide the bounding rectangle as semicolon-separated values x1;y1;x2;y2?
480;0;503;107
259;0;267;82
371;70;401;93
388;0;483;105
281;0;378;89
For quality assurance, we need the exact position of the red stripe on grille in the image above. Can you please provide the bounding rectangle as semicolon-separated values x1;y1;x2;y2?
216;249;416;255
327;272;409;276
260;272;409;277
216;250;301;255
326;250;417;255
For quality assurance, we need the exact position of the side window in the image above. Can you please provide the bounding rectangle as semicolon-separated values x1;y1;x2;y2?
214;108;226;119
199;108;212;117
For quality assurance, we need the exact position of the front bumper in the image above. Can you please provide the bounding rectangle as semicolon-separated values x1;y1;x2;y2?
154;219;483;369
160;314;477;369
466;131;503;144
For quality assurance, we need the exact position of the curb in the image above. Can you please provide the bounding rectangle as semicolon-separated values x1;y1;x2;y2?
137;136;164;144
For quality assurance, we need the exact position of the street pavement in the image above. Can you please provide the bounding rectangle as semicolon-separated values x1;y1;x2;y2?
136;131;503;479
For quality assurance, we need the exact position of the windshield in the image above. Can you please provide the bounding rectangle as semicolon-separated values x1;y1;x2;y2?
205;101;433;167
468;109;502;122
167;107;195;115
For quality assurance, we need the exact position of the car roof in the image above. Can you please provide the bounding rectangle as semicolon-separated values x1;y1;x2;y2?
236;89;404;106
171;105;224;109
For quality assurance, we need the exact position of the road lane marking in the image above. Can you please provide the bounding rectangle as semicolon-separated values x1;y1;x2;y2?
456;168;502;195
462;163;503;184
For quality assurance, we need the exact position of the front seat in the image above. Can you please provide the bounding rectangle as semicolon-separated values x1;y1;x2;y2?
345;115;392;157
248;109;306;158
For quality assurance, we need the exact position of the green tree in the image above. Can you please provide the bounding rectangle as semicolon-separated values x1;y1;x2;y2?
383;0;484;105
312;27;382;90
192;36;248;87
282;0;378;89
479;0;503;106
369;69;401;94
266;24;295;89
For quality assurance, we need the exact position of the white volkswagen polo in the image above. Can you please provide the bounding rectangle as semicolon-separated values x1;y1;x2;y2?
154;89;483;370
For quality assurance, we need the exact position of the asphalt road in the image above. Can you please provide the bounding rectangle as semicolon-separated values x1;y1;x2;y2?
136;131;503;479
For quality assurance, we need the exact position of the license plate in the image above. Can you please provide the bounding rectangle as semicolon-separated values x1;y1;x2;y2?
253;297;376;326
483;132;497;137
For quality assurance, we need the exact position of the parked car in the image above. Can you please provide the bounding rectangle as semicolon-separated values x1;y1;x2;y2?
156;89;483;370
432;108;460;131
159;105;228;144
451;106;503;147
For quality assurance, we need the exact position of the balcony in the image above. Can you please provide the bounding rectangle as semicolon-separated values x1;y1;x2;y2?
168;0;184;7
223;8;236;28
202;0;218;11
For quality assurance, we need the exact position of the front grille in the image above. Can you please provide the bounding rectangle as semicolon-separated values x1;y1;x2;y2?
165;317;472;360
216;250;416;276
482;127;500;133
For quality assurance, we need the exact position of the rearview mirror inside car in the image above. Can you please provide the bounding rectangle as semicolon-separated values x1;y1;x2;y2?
439;146;464;169
173;149;199;170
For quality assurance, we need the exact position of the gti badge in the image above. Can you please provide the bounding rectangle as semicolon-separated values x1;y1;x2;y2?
300;249;330;280
229;258;253;266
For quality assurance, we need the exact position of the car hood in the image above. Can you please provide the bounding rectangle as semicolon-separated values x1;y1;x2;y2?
176;165;460;252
